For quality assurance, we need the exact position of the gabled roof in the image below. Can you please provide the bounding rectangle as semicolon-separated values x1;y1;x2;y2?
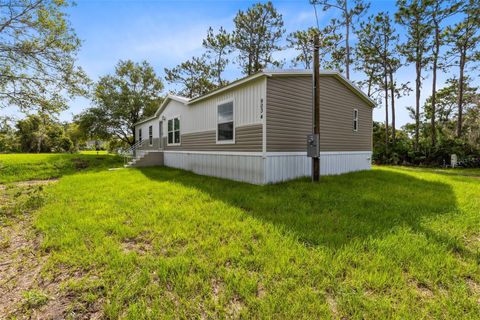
134;94;190;126
134;69;375;126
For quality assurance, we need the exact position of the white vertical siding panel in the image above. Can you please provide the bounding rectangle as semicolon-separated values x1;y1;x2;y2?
163;152;266;184
163;151;370;185
181;79;264;134
264;152;372;184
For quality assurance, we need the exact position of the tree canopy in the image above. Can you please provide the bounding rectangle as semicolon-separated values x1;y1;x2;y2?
232;1;285;75
78;60;164;146
0;0;89;114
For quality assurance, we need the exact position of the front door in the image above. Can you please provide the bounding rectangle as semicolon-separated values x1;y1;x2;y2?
159;121;163;149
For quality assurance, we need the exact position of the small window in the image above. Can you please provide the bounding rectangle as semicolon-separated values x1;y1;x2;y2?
217;101;234;142
353;109;359;132
138;128;142;142
167;117;180;145
148;125;153;145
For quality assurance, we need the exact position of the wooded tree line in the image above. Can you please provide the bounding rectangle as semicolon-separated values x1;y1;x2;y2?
164;0;479;165
0;0;479;165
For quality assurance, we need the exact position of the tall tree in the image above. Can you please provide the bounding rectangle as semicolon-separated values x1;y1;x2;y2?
356;12;399;148
0;0;89;113
80;60;164;146
202;27;232;86
444;0;480;137
395;0;433;150
286;26;343;70
232;1;285;75
354;35;382;98
164;55;217;98
423;77;478;141
428;0;460;146
310;0;370;79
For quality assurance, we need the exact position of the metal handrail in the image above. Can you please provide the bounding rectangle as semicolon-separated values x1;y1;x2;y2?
122;139;146;166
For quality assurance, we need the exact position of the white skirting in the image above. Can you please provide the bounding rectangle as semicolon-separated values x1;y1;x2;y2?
163;151;371;185
265;151;372;183
163;151;265;184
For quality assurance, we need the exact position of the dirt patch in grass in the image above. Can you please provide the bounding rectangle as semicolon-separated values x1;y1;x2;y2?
0;216;69;319
0;180;102;319
226;293;245;318
211;278;224;303
121;233;153;255
14;179;59;187
72;158;89;171
256;282;266;299
466;277;480;304
406;276;434;298
325;290;339;318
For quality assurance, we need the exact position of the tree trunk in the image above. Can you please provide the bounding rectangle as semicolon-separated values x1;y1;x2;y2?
345;4;350;80
131;126;136;146
456;52;465;137
415;60;421;151
367;76;372;97
37;134;42;153
431;16;440;147
431;52;438;146
389;70;396;144
384;68;389;153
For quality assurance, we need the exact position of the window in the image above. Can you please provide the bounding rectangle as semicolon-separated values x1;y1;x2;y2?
217;101;234;142
167;117;180;145
138;128;142;142
353;109;359;132
148;125;153;145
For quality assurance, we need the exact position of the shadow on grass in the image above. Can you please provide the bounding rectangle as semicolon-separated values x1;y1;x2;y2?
137;167;467;253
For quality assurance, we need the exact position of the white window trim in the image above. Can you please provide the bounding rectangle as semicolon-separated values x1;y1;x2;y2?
353;108;359;132
216;98;235;144
167;115;181;146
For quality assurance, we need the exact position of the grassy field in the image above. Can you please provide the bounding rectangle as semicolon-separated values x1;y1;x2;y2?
0;152;122;183
1;154;479;318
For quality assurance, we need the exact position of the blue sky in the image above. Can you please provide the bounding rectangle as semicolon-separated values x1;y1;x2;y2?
5;0;470;127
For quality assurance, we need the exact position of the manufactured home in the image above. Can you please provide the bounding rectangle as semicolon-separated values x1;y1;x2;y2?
130;70;375;184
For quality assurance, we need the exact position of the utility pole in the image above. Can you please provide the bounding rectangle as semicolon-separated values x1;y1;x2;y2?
312;33;320;182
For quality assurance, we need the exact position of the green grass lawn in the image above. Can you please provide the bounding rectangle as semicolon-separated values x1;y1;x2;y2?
1;154;480;318
0;152;123;183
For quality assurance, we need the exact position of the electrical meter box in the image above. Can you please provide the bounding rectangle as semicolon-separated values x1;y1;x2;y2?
307;134;319;158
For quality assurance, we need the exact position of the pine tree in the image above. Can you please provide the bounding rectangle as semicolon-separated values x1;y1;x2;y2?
310;0;370;79
356;12;400;149
428;0;460;146
164;56;217;98
286;26;343;70
202;27;233;86
395;0;433;151
232;1;285;75
444;0;480;137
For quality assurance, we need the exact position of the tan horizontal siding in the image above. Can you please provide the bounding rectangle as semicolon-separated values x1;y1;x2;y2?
163;123;262;152
266;75;372;152
266;76;312;152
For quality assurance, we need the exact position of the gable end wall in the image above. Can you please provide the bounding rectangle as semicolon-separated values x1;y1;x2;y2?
266;75;372;152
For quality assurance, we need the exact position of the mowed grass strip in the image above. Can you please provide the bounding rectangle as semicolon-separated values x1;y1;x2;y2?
0;153;123;183
32;164;480;318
